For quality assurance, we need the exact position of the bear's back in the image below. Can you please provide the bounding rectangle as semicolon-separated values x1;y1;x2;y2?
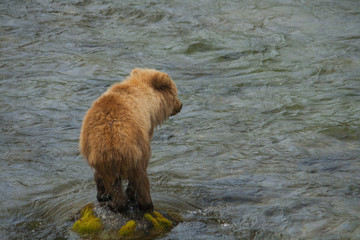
80;87;151;173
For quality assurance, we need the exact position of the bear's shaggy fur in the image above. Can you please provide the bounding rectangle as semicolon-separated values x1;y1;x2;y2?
80;68;182;213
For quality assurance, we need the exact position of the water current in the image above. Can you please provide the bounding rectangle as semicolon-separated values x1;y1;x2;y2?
1;0;360;239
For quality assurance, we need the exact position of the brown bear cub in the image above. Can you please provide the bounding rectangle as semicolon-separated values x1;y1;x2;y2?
79;68;182;213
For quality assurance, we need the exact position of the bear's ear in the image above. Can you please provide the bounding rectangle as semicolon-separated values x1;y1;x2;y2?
151;72;172;92
130;68;141;76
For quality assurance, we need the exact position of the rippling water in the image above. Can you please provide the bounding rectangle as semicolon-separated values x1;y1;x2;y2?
1;0;360;239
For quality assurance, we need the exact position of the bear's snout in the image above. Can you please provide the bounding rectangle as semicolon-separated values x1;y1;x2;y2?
171;100;182;116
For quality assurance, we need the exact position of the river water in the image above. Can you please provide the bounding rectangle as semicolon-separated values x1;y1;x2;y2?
1;0;360;239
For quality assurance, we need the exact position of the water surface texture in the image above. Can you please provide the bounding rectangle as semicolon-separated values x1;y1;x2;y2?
1;0;360;239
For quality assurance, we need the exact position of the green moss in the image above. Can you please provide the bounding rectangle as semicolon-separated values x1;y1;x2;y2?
72;217;102;235
144;211;173;233
152;211;172;230
81;203;95;218
166;212;183;224
72;203;181;239
118;220;137;238
72;203;103;236
144;213;158;230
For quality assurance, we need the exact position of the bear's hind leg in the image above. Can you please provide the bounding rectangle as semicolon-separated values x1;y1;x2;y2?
108;177;128;212
94;171;111;202
126;180;136;203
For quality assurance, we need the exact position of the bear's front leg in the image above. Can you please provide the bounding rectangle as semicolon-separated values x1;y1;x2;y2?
135;170;154;213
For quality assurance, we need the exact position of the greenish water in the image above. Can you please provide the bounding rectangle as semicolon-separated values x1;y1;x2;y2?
1;0;360;239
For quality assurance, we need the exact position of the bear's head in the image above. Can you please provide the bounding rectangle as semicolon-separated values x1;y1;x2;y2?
130;68;182;117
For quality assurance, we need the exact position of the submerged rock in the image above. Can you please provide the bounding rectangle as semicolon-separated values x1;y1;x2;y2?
72;202;182;239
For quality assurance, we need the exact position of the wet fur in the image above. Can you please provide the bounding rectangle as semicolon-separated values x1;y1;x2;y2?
80;69;182;213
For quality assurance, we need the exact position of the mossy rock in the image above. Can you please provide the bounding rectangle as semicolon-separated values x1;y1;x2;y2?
118;220;136;238
71;203;182;240
144;212;172;233
72;203;103;236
